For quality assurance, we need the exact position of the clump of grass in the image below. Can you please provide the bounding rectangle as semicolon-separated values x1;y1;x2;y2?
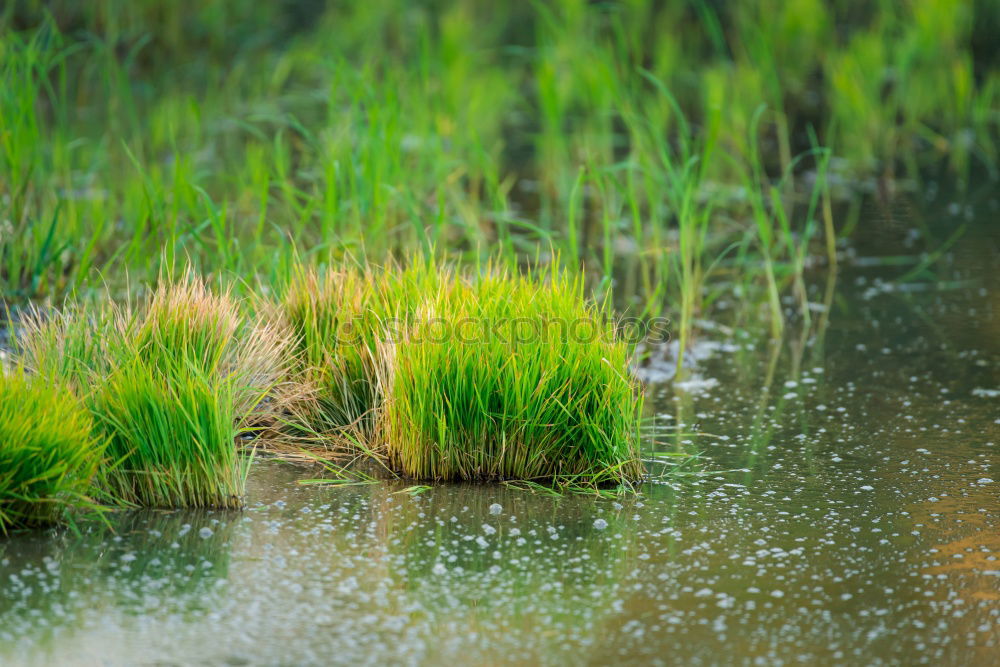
93;357;249;508
280;265;387;441
16;275;288;508
134;276;290;423
16;299;128;390
0;369;103;532
382;266;643;486
277;260;443;447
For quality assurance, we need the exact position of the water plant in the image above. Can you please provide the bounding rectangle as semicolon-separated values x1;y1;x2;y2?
16;275;288;508
382;266;643;486
277;260;442;447
0;369;103;532
92;357;249;508
2;1;993;361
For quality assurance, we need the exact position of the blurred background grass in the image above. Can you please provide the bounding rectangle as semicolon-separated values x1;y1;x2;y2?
1;0;997;334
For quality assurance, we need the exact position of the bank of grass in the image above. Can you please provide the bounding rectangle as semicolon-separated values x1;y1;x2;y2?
0;369;103;532
17;276;288;508
2;1;996;348
382;266;643;486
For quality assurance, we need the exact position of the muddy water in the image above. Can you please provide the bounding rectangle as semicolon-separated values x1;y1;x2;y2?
1;204;998;666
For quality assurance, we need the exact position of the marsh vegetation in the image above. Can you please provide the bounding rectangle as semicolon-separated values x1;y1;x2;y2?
0;1;998;663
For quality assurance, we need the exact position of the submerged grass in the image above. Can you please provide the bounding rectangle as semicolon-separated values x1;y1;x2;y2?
0;369;103;532
382;266;643;486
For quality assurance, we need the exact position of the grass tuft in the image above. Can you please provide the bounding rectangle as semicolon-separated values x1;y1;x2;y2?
93;357;248;508
382;266;643;486
277;260;443;447
16;274;288;508
0;369;103;532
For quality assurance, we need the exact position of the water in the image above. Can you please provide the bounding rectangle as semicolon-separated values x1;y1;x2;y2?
1;197;998;665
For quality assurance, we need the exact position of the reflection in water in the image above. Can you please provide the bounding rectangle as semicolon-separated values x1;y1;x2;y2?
0;510;234;663
1;200;998;665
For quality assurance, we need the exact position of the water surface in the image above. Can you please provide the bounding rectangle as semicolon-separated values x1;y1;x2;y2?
1;196;998;666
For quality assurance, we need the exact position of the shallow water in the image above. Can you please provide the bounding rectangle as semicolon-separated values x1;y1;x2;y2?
2;196;999;666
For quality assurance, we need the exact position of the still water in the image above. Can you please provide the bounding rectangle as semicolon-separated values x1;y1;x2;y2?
1;199;998;666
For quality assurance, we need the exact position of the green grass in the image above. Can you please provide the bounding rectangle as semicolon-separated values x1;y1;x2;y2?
13;263;646;494
273;261;647;487
277;259;442;447
0;368;103;532
135;275;290;423
16;275;287;508
3;0;994;499
382;265;643;486
279;264;394;442
15;299;126;390
93;357;249;508
2;1;995;355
